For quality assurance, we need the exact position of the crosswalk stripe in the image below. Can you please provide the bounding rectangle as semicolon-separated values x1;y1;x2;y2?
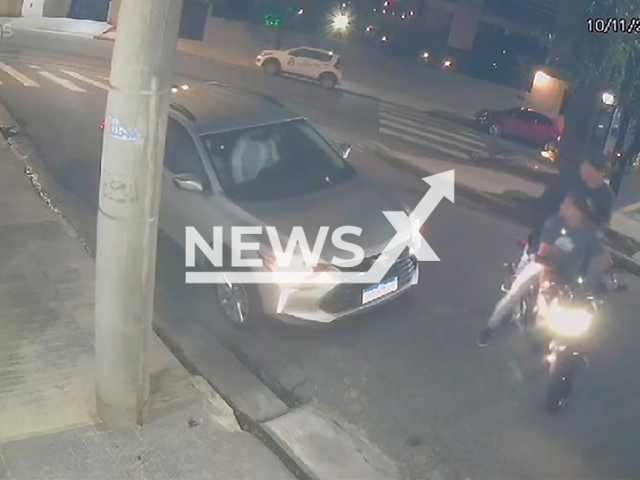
380;106;479;138
380;104;462;129
60;69;109;91
0;62;39;87
380;119;485;155
379;127;472;160
380;112;485;147
38;70;86;92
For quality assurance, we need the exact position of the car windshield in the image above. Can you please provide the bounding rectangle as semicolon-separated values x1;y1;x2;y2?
201;119;354;201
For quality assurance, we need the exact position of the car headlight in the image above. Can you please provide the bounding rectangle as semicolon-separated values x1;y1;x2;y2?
408;214;422;255
266;252;338;285
545;301;593;338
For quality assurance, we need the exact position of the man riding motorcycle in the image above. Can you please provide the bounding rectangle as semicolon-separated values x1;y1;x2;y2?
514;153;615;280
478;190;606;347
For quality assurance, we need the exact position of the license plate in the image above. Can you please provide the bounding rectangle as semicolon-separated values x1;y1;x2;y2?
362;277;398;305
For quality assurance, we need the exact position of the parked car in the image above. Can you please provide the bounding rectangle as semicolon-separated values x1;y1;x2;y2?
103;82;419;327
474;107;562;148
255;47;342;89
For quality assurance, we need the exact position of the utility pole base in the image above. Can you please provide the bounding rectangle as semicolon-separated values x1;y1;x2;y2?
97;398;150;427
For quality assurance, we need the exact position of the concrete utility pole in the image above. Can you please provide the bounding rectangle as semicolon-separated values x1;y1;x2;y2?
95;0;184;426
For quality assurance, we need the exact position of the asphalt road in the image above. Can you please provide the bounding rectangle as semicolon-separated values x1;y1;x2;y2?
2;31;640;480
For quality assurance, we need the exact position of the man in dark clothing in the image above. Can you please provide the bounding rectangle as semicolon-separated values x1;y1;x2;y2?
527;154;614;253
510;154;615;280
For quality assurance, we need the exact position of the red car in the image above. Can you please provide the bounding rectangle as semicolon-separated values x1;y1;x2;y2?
474;107;562;148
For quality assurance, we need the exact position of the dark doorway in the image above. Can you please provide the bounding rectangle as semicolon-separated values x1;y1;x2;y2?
178;0;209;41
68;0;110;21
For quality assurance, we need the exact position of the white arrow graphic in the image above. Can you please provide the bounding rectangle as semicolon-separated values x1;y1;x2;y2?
186;170;455;284
357;169;455;284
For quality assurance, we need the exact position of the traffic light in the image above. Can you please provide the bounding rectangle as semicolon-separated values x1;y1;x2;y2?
264;13;281;26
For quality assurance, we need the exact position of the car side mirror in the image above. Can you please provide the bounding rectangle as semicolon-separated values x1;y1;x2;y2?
172;173;204;193
337;142;352;159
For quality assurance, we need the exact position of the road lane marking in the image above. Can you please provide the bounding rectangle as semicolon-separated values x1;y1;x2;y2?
60;69;109;91
0;62;39;87
380;106;484;141
379;127;472;160
380;112;486;147
380;119;485;156
380;104;467;130
37;70;86;92
98;75;110;81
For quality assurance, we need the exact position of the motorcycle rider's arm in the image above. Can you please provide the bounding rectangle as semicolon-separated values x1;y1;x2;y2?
535;216;563;282
592;187;615;228
534;176;571;225
535;242;556;282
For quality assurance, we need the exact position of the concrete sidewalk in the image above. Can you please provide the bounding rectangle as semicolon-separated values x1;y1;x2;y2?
0;17;111;38
0;139;295;479
611;201;640;259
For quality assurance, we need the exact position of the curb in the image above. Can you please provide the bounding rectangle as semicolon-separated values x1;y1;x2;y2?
0;100;401;480
375;144;640;277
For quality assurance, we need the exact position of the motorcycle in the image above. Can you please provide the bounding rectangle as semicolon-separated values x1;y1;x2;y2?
501;249;606;415
536;278;600;414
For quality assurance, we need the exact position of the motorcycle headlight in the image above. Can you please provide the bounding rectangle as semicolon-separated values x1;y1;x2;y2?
545;302;593;338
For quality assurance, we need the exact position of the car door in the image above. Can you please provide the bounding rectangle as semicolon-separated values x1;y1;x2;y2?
305;50;329;78
160;117;219;251
507;109;534;140
533;114;556;145
285;48;313;77
283;48;302;75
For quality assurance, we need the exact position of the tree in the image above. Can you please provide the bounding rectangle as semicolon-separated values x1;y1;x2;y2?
547;0;640;167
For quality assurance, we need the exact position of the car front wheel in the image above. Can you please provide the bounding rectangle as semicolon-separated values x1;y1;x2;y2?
488;123;502;136
215;279;262;328
263;59;281;76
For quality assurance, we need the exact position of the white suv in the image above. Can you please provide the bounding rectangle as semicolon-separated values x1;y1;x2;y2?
256;47;342;89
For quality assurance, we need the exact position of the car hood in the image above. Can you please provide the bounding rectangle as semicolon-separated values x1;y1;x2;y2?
234;176;409;262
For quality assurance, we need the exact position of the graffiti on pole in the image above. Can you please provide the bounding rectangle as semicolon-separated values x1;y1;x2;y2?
107;116;142;142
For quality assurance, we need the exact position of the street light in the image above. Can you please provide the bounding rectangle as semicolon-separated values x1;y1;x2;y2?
534;70;551;86
330;9;351;40
331;12;351;32
602;92;616;106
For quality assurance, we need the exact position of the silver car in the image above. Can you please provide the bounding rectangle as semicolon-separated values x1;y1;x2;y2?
159;82;420;326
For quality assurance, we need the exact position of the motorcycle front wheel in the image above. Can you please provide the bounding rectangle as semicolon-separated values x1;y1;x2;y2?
545;351;577;415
